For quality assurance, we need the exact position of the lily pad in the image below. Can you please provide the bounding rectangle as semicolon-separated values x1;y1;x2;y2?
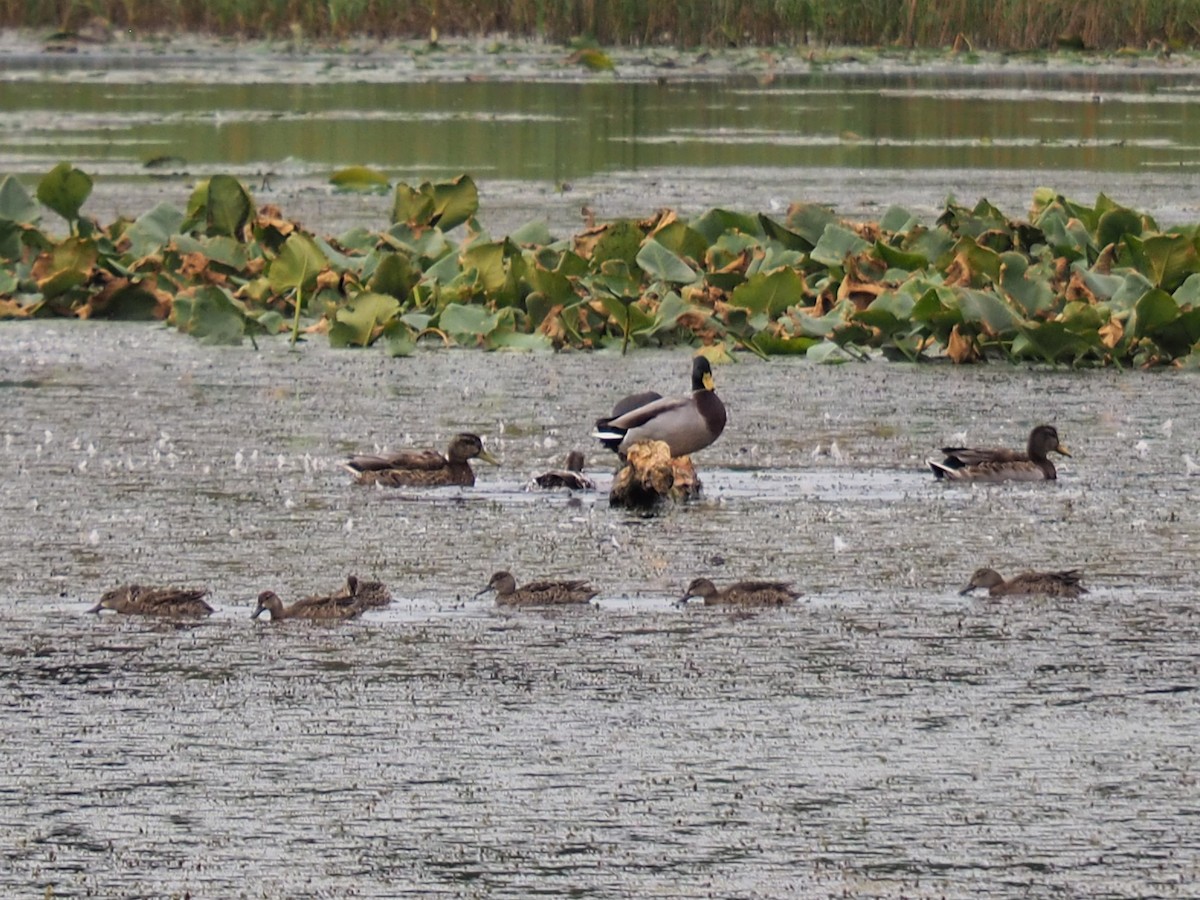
330;166;390;193
36;162;92;226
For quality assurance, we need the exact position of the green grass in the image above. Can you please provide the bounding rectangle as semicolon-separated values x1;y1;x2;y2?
11;0;1200;49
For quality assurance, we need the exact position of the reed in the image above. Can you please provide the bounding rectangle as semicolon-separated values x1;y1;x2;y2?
10;0;1200;49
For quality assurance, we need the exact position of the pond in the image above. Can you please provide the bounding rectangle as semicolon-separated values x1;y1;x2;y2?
0;321;1198;897
2;36;1200;236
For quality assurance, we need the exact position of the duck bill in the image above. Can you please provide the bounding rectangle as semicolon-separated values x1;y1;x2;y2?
958;584;976;596
86;601;104;614
477;450;500;466
472;586;495;599
251;605;265;619
1055;444;1072;457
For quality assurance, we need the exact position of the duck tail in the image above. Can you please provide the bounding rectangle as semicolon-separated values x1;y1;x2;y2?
591;418;626;453
927;458;951;480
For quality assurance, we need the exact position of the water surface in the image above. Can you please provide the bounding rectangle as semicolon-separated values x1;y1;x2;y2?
0;323;1197;896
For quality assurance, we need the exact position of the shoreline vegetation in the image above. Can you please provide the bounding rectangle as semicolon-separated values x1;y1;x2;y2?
9;1;1200;52
2;164;1199;367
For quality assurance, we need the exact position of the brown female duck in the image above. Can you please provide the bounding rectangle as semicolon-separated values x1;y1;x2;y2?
475;571;598;607
929;425;1070;482
679;577;800;607
593;355;726;458
251;588;363;622
339;574;392;609
959;567;1087;598
88;584;214;618
345;433;499;487
533;450;595;491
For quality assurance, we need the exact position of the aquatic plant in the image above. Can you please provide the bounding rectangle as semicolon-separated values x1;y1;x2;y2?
2;164;1199;367
18;1;1200;50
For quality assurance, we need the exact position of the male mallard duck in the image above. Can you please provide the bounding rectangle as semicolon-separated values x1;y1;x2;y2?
533;450;595;491
251;588;363;622
88;584;214;618
338;574;392;609
593;355;726;458
959;567;1087;598
679;577;800;607
929;425;1070;482
474;571;598;607
344;433;499;487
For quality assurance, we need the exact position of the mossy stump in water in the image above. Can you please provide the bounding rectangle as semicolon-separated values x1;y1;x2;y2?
609;440;702;509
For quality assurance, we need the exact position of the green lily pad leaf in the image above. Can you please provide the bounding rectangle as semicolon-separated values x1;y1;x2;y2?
438;302;500;338
952;235;1002;283
874;240;927;271
729;268;803;317
36;162;92;225
636;238;698;284
432;175;479;231
590;221;643;269
123;202;185;259
652;291;706;333
172;286;246;345
335;227;380;254
902;225;955;268
391;183;436;227
526;263;575;306
381;320;417;357
1130;288;1179;339
911;286;964;335
1016;320;1103;364
751;333;818;355
252;309;286;335
510;219;554;246
806;339;858;364
95;283;162;320
0;175;39;224
653;221;709;262
461;241;507;292
786;203;838;247
958;289;1023;337
879;205;919;233
855;290;915;337
598;294;655;336
999;252;1056;316
1173;273;1200;306
205;174;253;239
330;166;390;193
1096;206;1143;249
329;291;401;348
268;233;328;294
1109;271;1155;312
368;251;418;300
488;330;553;351
1061;300;1106;333
1148;307;1200;359
1036;207;1092;260
690;208;761;244
1125;232;1200;292
758;214;810;251
181;234;249;271
313;237;364;275
793;299;855;338
810;224;871;268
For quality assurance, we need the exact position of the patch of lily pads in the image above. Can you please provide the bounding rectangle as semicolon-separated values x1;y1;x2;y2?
3;162;1200;367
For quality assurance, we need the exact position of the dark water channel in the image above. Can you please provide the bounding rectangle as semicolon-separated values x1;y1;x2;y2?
1;322;1198;897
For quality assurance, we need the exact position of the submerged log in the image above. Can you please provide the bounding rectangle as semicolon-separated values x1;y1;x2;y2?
609;440;702;509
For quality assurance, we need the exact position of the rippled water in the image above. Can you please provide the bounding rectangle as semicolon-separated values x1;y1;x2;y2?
1;322;1198;896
